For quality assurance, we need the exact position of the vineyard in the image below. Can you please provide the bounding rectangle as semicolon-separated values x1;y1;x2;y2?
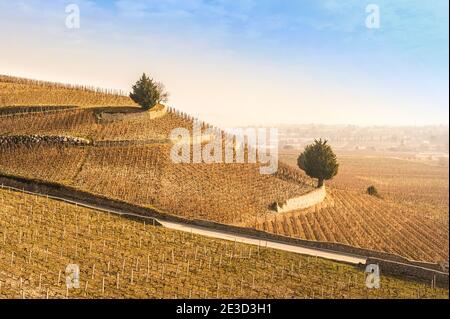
0;187;447;299
0;81;315;226
0;75;448;267
0;138;447;263
0;142;312;225
276;152;449;263
280;152;449;207
0;75;133;108
254;189;449;263
0;105;201;142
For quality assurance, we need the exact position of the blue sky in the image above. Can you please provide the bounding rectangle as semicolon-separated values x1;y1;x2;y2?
0;0;448;126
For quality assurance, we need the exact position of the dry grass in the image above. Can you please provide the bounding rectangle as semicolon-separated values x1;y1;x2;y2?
0;187;447;299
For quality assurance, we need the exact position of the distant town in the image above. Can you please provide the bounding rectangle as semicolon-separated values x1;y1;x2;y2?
277;124;449;162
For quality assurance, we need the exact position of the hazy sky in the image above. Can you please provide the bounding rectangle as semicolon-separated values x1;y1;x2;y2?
0;0;448;127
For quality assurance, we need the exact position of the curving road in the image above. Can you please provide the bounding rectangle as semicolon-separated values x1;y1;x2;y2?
1;185;367;265
158;220;366;264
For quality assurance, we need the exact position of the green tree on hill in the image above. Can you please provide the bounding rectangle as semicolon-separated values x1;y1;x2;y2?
297;139;339;188
130;73;169;110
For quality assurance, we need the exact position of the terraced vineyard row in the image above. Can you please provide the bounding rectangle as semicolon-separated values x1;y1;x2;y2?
157;161;310;224
0;76;133;108
255;189;449;263
95;111;195;141
0;109;99;138
1;188;446;299
0;106;198;142
0;143;313;225
0;144;88;183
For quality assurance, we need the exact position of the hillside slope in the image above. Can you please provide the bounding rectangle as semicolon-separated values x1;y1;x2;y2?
0;75;133;108
0;142;312;225
254;189;448;263
1;187;446;299
0;75;314;226
1;75;447;264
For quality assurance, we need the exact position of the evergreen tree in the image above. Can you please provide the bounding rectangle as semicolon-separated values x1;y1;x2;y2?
130;73;168;110
297;139;339;187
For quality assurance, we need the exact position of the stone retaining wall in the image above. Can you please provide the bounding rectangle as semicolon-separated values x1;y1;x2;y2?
0;135;91;147
0;105;77;116
365;257;449;289
100;104;167;122
276;186;326;213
